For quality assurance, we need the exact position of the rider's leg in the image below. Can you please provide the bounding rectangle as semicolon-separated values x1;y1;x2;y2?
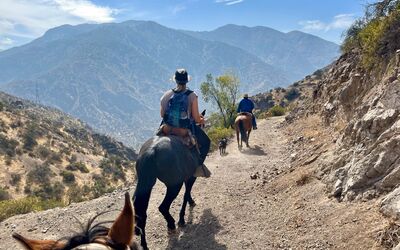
251;113;257;129
193;125;210;164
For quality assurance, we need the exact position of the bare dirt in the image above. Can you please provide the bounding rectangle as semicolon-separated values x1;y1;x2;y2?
0;116;388;249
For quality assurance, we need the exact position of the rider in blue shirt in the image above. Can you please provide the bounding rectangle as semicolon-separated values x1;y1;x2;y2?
237;93;257;129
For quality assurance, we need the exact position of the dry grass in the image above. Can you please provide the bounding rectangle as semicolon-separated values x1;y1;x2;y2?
295;171;313;186
376;220;400;249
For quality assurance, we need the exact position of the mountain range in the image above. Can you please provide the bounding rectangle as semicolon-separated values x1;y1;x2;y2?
0;21;339;147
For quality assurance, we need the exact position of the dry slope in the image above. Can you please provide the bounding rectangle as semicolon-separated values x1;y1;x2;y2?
0;116;387;249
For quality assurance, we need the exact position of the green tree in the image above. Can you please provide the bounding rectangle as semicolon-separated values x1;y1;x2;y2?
200;73;240;128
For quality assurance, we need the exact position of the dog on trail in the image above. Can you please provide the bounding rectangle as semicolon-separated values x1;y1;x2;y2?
218;137;228;155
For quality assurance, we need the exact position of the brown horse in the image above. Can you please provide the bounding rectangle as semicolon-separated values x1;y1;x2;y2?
234;112;252;148
12;192;139;250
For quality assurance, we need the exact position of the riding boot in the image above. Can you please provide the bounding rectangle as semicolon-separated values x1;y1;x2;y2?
191;147;211;178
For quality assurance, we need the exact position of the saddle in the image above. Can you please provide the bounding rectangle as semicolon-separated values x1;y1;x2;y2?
156;124;196;148
239;112;252;117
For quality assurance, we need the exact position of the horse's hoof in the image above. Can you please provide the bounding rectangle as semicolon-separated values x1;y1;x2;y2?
189;200;196;207
178;220;186;227
168;228;178;235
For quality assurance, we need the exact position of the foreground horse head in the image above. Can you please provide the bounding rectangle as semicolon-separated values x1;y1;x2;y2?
13;192;140;250
234;113;252;148
133;136;198;250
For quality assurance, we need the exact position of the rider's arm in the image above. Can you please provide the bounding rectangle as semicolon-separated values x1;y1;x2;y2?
191;96;205;125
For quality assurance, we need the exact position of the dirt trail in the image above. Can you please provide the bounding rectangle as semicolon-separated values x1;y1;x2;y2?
0;117;386;249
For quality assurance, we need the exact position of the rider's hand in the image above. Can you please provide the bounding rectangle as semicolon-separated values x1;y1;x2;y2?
199;116;205;125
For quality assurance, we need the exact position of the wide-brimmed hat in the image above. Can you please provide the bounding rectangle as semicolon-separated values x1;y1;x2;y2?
243;93;249;98
173;68;191;85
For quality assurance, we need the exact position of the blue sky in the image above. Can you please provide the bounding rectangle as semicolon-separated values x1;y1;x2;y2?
0;0;375;50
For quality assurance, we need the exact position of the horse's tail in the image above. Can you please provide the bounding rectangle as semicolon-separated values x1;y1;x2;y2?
134;151;157;197
238;119;247;142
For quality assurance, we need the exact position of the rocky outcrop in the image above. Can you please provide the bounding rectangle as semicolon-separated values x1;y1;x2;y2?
288;49;400;219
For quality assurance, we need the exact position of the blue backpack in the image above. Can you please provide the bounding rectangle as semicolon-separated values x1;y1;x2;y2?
163;89;193;128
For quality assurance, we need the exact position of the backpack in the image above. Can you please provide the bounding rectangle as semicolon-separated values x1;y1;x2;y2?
163;89;193;128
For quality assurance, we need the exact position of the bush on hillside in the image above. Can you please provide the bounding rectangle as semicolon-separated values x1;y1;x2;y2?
342;0;400;68
99;158;126;182
32;181;65;200
45;151;63;165
22;123;43;151
0;197;64;222
67;185;86;203
27;164;53;184
284;88;301;101
0;119;8;133
0;187;10;201
9;173;21;186
35;145;52;160
269;105;286;116
207;127;233;150
60;171;75;184
91;174;113;198
66;161;89;173
0;135;19;157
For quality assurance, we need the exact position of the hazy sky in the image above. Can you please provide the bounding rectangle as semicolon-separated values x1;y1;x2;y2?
0;0;375;50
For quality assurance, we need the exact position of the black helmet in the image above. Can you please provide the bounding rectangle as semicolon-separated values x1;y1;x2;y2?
174;68;189;85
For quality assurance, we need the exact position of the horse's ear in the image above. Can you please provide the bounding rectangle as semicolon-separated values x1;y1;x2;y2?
108;192;134;246
12;233;66;250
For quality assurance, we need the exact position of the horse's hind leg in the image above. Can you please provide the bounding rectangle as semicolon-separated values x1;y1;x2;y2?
133;166;156;250
246;130;251;147
159;183;183;231
178;176;196;227
134;188;153;250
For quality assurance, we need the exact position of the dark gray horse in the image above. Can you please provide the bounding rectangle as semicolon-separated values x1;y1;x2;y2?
133;135;198;250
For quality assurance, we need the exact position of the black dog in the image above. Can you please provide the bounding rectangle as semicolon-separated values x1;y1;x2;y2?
218;137;228;155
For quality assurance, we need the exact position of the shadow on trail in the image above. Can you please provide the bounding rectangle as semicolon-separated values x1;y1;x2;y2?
166;208;227;250
240;145;267;156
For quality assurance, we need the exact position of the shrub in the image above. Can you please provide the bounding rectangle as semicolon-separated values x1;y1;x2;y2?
284;88;301;101
269;105;286;116
10;120;23;129
0;134;19;157
91;174;113;198
0;187;10;201
342;0;400;68
67;185;85;203
10;173;21;186
32;181;65;200
207;127;233;150
376;220;400;248
60;171;75;184
23;124;42;151
0;119;8;133
99;158;126;181
0;101;4;111
69;154;78;163
45;151;63;165
35;145;52;160
0;197;64;222
27;164;53;184
66;161;89;173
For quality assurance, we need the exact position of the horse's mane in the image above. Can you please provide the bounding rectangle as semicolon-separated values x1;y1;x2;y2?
59;211;112;249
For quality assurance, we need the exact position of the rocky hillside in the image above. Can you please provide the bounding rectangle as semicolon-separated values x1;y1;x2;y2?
0;91;137;203
283;0;400;236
